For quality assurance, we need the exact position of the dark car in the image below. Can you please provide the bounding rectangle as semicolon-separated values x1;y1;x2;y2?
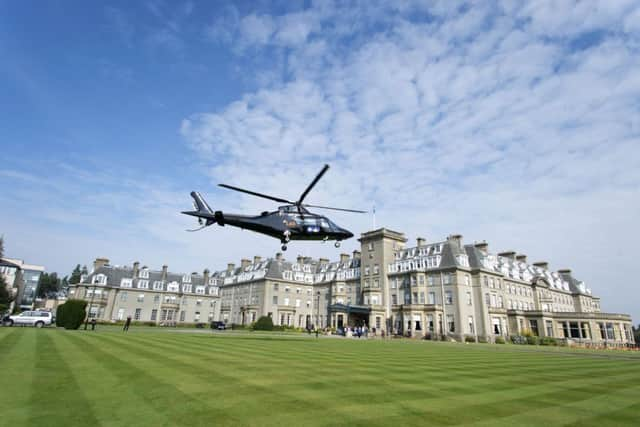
210;321;226;330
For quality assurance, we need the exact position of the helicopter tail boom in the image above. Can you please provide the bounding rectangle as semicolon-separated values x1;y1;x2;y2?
182;191;217;231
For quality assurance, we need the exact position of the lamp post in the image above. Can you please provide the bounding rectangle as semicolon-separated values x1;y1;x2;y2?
84;284;97;330
316;291;321;338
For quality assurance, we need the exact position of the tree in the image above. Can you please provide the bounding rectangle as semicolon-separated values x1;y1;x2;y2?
69;264;82;284
0;236;13;313
0;274;12;314
37;272;61;298
634;324;640;344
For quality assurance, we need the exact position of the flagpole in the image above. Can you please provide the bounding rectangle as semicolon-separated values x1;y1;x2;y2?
373;204;376;229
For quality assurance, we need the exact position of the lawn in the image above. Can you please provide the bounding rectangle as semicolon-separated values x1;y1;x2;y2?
1;328;639;427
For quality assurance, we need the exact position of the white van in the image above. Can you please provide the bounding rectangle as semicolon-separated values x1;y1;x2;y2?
3;311;53;328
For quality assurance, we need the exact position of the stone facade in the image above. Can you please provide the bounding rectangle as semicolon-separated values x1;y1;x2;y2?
69;228;635;345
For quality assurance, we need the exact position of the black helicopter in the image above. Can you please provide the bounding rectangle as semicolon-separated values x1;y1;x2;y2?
182;164;366;251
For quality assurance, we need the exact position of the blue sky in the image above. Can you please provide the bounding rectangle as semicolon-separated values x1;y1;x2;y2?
1;1;639;321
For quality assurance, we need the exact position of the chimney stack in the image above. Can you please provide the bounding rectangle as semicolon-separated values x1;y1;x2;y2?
296;255;304;264
240;258;251;269
474;241;488;254
447;234;463;248
275;252;283;261
340;253;350;264
161;265;168;281
93;257;110;271
417;237;426;247
516;254;527;263
227;263;235;272
203;268;210;284
533;261;549;270
558;269;572;277
303;256;312;264
319;258;329;265
253;255;262;264
498;251;516;261
352;250;361;260
133;261;140;277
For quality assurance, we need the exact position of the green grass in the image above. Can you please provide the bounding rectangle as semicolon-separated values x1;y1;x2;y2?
1;328;639;427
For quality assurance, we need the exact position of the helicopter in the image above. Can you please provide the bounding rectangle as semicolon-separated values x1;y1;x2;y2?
182;164;366;251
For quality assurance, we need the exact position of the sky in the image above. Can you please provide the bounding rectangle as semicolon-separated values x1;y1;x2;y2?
1;0;639;321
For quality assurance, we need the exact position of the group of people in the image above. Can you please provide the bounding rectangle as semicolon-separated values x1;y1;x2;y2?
341;325;372;338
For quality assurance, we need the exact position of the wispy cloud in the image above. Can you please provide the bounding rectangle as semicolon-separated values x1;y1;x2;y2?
183;1;640;318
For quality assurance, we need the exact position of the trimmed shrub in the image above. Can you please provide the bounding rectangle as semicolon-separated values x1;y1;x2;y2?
539;336;557;346
495;336;506;344
464;335;476;343
55;303;65;327
56;299;88;330
526;336;540;345
253;316;274;331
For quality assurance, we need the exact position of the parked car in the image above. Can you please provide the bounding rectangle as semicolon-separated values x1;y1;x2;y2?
210;321;226;330
2;311;53;328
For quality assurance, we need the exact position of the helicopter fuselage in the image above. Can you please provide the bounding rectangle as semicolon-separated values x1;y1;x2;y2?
183;204;354;243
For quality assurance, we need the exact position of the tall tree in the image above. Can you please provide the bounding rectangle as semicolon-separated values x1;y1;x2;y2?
634;325;640;345
0;235;12;312
37;273;61;298
69;264;82;284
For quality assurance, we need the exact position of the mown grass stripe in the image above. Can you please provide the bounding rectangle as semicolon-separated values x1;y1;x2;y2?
29;330;101;426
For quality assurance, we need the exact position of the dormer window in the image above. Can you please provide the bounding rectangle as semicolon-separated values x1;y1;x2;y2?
153;281;163;290
182;274;191;283
120;278;133;288
140;269;149;279
167;282;179;293
138;279;149;289
183;284;193;293
93;274;107;285
196;286;205;294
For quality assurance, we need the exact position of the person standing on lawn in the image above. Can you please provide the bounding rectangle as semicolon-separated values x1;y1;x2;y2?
123;315;132;332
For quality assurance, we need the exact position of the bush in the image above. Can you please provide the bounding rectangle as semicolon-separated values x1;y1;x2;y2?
56;299;88;330
252;316;274;331
464;335;476;343
539;336;557;346
526;335;540;345
510;335;527;345
477;336;488;343
495;336;506;344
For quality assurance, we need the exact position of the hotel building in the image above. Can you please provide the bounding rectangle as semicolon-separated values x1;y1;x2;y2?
70;229;634;345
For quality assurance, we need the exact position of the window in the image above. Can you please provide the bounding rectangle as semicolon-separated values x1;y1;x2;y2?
134;308;141;320
368;242;374;251
121;278;132;288
419;292;425;304
180;311;186;322
295;299;301;307
445;291;453;305
154;295;160;303
447;314;455;332
273;283;279;291
428;292;435;305
153;281;163;291
468;316;474;334
418;275;424;285
137;294;144;303
284;297;290;306
272;296;278;305
373;264;379;275
427;314;434;332
392;294;397;305
546;320;553;337
151;309;157;321
183;284;192;293
428;275;436;286
364;267;370;275
466;292;472;305
443;274;451;285
464;275;470;286
138;279;148;289
412;292;418;304
120;292;128;301
196;299;202;306
139;269;149;279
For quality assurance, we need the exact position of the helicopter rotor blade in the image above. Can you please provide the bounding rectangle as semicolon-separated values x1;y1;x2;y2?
297;164;330;206
303;204;368;213
218;184;294;204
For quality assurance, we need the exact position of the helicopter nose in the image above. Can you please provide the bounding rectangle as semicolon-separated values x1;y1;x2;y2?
344;230;354;239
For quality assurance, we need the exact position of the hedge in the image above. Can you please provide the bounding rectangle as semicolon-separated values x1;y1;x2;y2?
252;316;274;331
55;299;88;330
